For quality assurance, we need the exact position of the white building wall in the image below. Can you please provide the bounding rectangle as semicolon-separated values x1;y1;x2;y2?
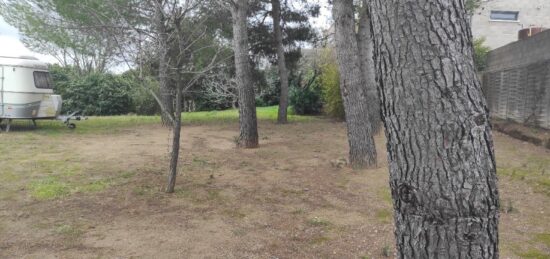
471;0;550;49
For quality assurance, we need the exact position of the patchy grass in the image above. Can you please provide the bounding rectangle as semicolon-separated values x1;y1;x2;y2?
28;177;115;200
498;156;550;196
500;198;518;214
515;248;548;259
310;235;331;245
183;106;317;124
223;208;247;219
377;188;392;204
26;169;127;200
375;209;392;223
1;118;549;258
307;217;332;227
5;106;318;135
8;116;161;135
381;245;392;257
291;208;306;215
55;224;84;238
133;185;158;197
29;177;70;200
534;233;550;247
77;179;112;193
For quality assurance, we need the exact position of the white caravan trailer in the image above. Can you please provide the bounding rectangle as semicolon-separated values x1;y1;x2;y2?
0;56;80;132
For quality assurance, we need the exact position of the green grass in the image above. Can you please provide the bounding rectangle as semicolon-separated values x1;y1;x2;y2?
29;176;70;200
182;106;316;124
377;187;393;204
375;209;392;223
382;245;392;257
516;248;548;259
307;217;332;227
4;106;318;135
534;233;550;247
77;179;112;193
498;156;550;196
7;116;160;135
55;224;84;238
27;171;127;200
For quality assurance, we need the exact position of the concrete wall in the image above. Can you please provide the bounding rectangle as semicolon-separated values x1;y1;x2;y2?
482;30;550;129
485;29;550;72
472;0;550;49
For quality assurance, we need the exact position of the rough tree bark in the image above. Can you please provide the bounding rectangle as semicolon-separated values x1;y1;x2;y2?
165;17;187;194
332;0;377;168
272;0;289;124
357;0;380;134
154;1;173;126
231;0;259;148
166;83;182;193
369;0;500;258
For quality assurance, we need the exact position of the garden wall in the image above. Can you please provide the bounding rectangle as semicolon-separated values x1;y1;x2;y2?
482;29;550;129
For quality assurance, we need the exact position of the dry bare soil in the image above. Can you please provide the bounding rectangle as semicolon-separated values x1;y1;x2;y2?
0;120;549;258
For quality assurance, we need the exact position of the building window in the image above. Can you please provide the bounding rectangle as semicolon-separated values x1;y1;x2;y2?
33;71;54;89
490;11;519;21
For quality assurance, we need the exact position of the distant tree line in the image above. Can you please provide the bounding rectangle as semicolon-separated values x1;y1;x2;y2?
46;52;344;118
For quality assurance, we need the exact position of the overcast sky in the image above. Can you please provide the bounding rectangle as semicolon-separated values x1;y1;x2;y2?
0;1;331;64
0;16;58;62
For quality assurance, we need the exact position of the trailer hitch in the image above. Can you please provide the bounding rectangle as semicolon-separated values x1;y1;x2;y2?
57;111;87;129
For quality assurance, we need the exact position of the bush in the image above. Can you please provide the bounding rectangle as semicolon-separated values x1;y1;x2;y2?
255;66;280;107
289;84;322;115
473;38;491;72
50;65;134;116
125;75;161;115
318;49;345;120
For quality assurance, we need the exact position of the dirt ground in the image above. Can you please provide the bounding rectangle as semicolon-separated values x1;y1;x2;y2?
0;120;549;258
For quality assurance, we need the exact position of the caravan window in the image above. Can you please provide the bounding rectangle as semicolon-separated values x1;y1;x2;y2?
33;71;54;89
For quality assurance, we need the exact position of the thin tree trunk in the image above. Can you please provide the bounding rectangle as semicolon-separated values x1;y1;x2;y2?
166;85;182;193
332;0;377;168
369;0;500;258
154;2;173;126
272;0;289;124
231;0;259;148
165;11;186;193
357;0;380;134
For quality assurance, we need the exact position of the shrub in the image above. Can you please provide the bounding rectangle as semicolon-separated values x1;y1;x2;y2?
289;84;322;115
125;75;161;115
50;65;134;116
473;38;491;72
318;49;345;120
255;66;280;107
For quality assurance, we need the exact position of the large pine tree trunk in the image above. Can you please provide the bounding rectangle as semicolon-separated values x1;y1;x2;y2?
369;0;500;257
272;0;289;124
231;0;259;148
332;0;377;168
356;0;380;134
